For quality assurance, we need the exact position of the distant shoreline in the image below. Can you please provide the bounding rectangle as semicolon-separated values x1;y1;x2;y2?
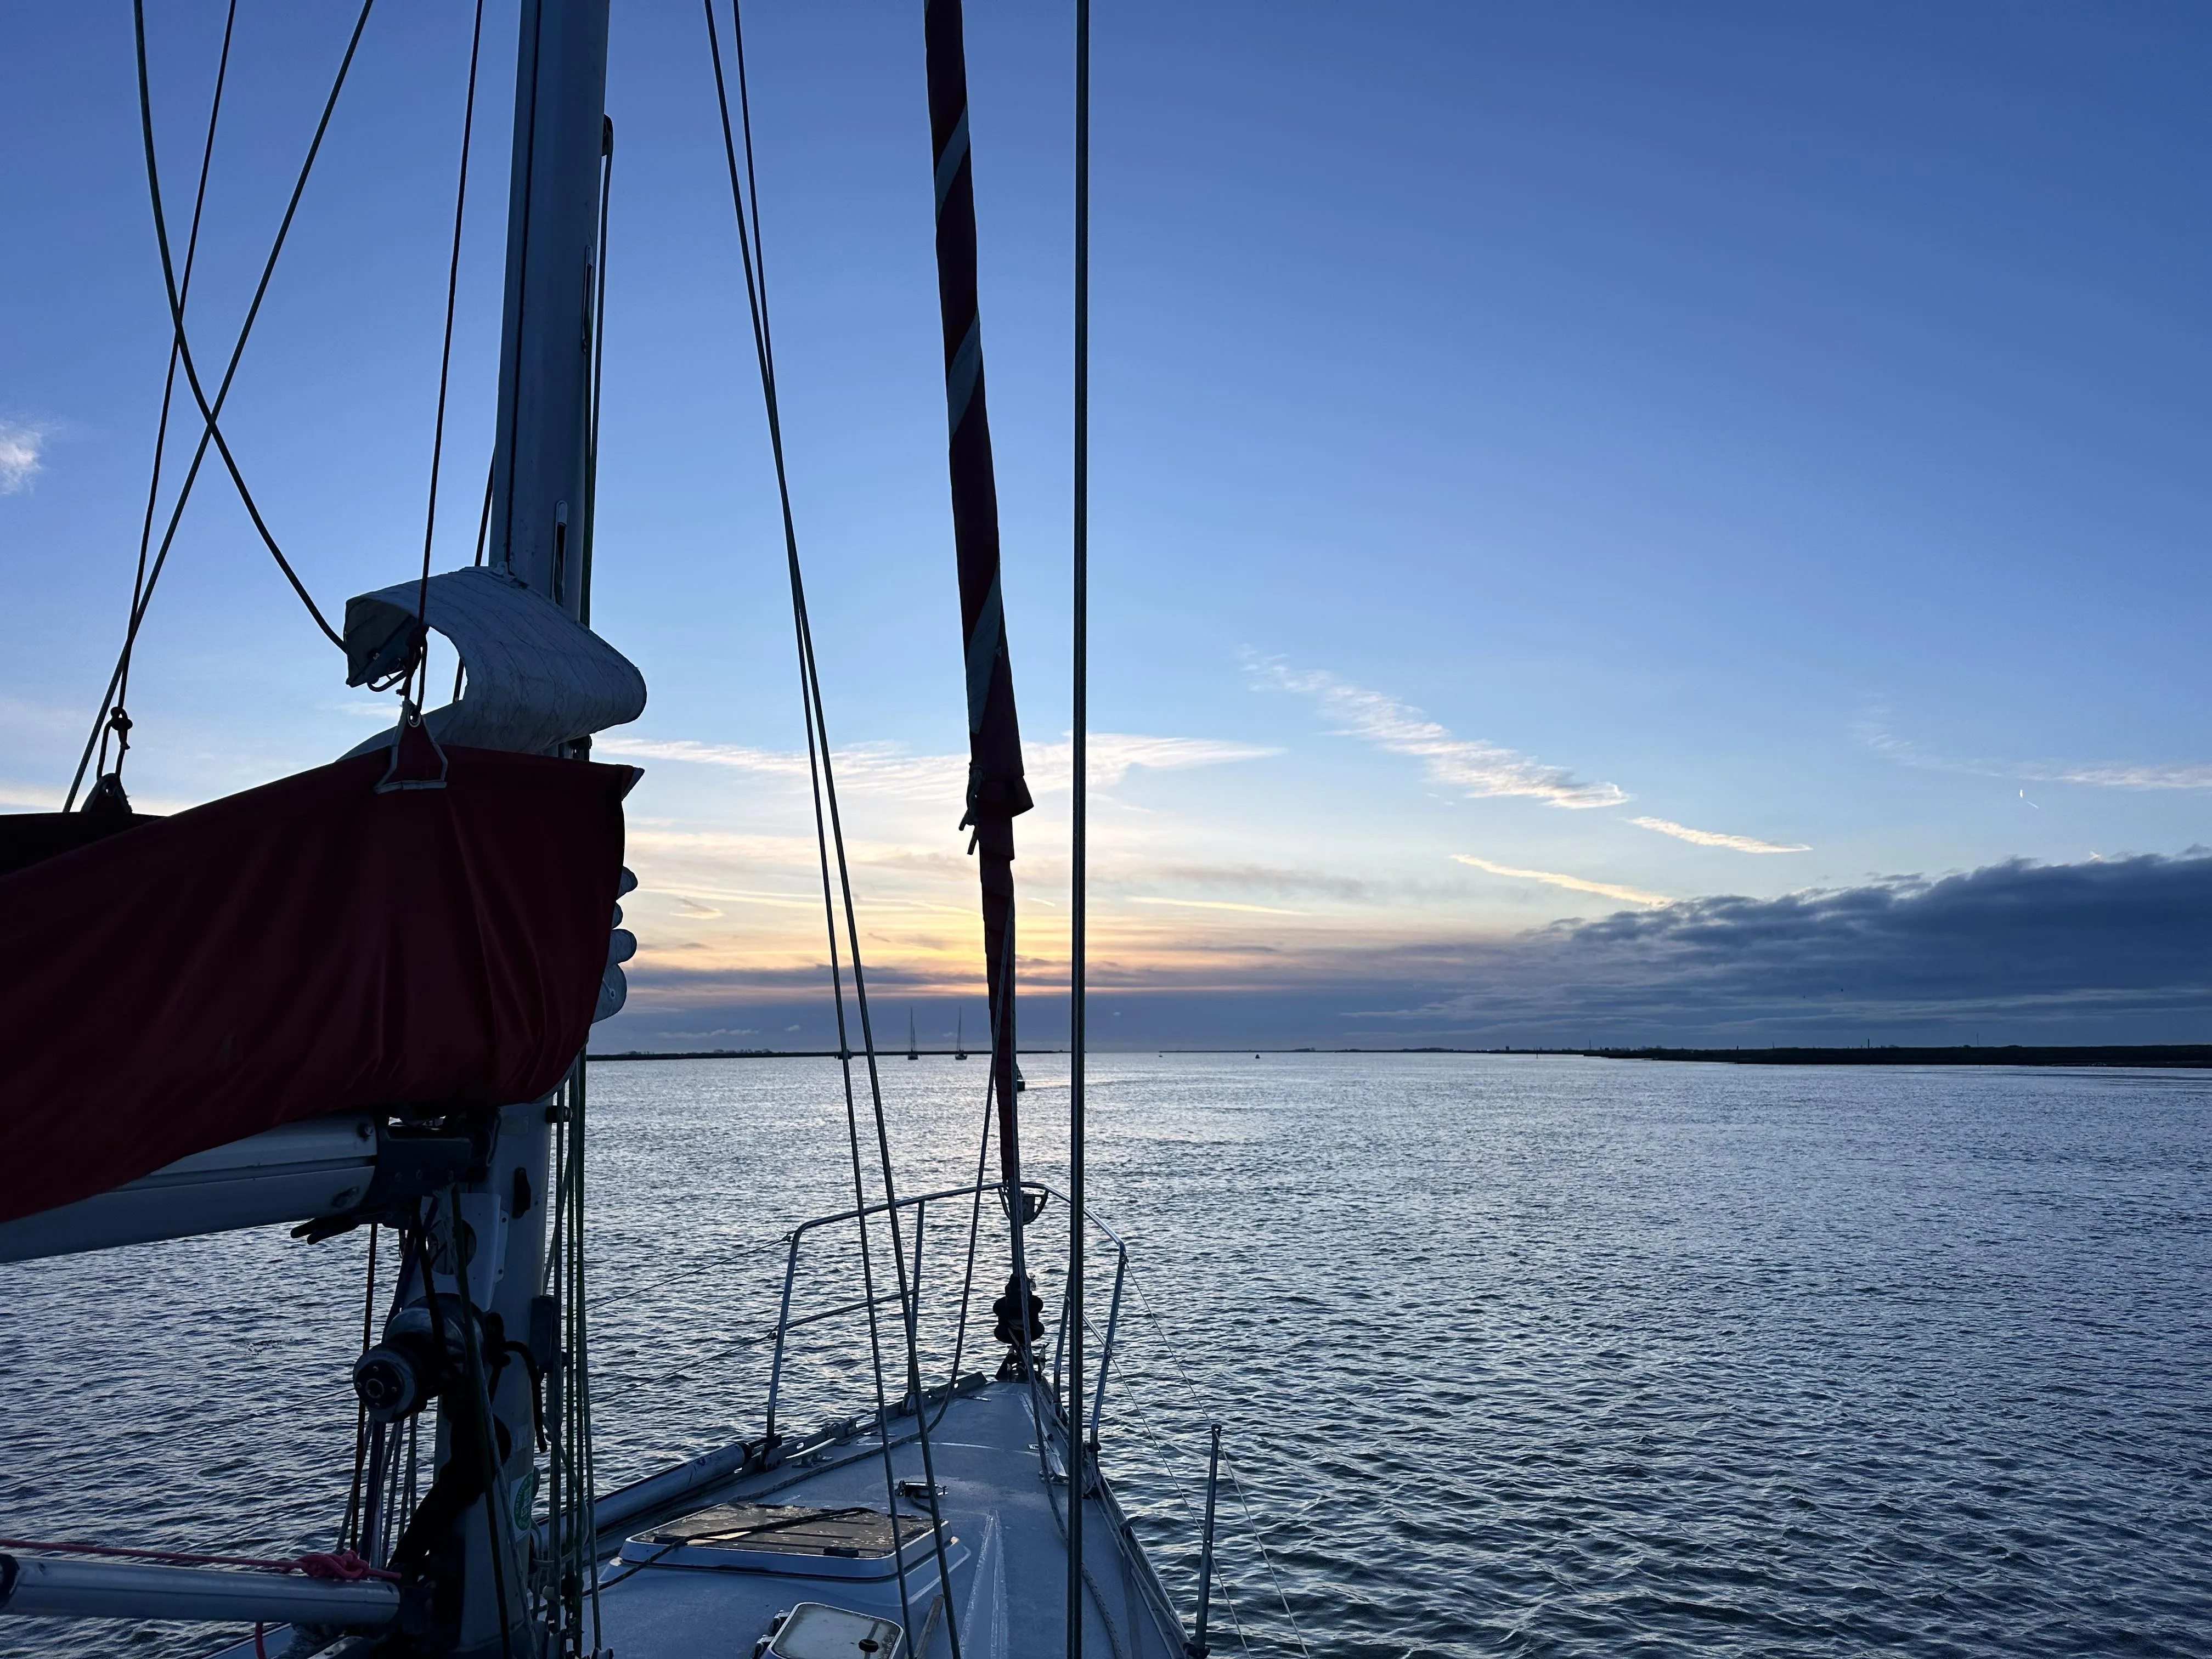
588;1043;2211;1069
1579;1044;2212;1068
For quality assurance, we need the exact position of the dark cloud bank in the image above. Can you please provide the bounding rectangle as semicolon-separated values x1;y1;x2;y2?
605;852;2212;1051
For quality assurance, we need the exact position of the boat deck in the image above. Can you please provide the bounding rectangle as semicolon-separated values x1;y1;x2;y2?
219;1378;1193;1659
592;1378;1186;1659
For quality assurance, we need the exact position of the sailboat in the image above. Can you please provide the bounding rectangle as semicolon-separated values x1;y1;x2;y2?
908;1009;921;1062
955;1009;968;1060
0;4;1255;1658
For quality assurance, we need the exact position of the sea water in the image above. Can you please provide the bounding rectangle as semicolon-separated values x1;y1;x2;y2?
2;1054;2207;1657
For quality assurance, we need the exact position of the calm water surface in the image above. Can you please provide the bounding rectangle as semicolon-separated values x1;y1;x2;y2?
2;1054;2208;1657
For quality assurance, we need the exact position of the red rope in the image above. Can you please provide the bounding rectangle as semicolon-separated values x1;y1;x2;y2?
0;1536;398;1583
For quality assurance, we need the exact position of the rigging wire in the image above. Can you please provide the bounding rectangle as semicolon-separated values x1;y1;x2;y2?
945;941;1019;1392
407;0;490;713
70;0;378;809
546;1070;603;1655
1119;1267;1313;1658
452;456;498;706
1068;4;1092;1654
701;7;964;1654
132;0;354;652
699;0;909;1634
104;0;238;786
341;1223;382;1556
582;119;614;631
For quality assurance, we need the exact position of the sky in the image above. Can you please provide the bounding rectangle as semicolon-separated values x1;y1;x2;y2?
3;2;2208;1051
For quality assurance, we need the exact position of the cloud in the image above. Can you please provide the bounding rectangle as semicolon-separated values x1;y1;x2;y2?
1414;849;2212;1042
1128;895;1308;916
594;731;1274;799
1102;861;1380;904
1629;815;1809;853
1452;854;1673;907
1859;720;2212;792
1029;733;1280;792
597;735;851;780
1252;659;1627;808
596;851;2212;1049
0;422;46;494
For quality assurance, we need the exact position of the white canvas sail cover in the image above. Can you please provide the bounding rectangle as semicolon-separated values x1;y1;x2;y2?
343;566;646;757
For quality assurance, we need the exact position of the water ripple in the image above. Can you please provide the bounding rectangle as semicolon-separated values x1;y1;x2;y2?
2;1055;2207;1657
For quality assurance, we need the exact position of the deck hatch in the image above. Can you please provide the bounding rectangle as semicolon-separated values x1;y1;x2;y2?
760;1600;906;1659
622;1502;942;1579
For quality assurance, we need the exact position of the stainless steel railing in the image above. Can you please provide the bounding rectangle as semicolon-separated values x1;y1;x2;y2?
760;1179;1132;1452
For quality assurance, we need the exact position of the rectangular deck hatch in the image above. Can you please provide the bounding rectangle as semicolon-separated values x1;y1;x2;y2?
622;1502;941;1580
760;1601;906;1659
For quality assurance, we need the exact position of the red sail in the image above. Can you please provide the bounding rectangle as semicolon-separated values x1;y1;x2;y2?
0;744;633;1224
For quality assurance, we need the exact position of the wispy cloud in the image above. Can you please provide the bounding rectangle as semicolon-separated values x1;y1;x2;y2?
595;732;1276;799
1252;659;1627;808
1859;720;2212;792
1453;854;1672;907
1128;895;1308;916
597;736;836;778
1031;733;1280;792
1104;861;1379;904
1629;815;1809;853
0;421;47;494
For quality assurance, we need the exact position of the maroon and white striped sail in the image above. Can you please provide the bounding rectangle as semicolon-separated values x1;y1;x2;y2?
926;0;1033;1180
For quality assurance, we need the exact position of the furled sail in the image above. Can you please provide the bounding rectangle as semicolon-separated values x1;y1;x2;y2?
927;0;1033;1177
0;744;635;1225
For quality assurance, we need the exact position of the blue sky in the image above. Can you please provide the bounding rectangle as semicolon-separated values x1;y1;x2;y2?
4;3;2208;1047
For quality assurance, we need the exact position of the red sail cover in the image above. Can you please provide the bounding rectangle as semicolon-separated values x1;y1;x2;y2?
0;744;634;1224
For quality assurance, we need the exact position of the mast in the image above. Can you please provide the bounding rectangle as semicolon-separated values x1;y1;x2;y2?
411;4;610;1652
490;0;611;612
924;0;1033;1192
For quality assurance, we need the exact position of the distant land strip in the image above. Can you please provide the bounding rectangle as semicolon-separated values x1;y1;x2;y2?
1583;1044;2212;1068
589;1044;2209;1067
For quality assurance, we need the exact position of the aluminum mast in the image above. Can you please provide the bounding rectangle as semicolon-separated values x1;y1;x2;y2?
429;3;610;1651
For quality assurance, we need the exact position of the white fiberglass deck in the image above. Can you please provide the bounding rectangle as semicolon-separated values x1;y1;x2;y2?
590;1378;1186;1659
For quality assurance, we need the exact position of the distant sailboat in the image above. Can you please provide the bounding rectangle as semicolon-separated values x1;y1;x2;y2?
907;1008;919;1061
955;1007;968;1060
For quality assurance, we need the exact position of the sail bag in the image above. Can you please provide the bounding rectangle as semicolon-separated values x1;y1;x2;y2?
0;743;634;1224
